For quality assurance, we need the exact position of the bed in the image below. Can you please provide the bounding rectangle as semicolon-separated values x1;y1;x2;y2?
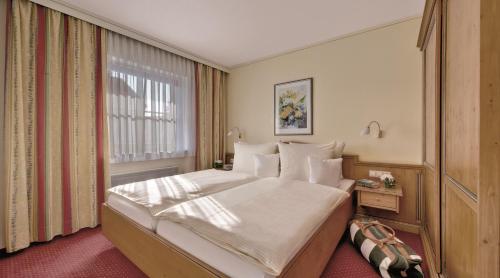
102;156;356;278
106;169;258;231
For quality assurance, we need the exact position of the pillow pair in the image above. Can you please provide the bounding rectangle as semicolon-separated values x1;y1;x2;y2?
232;142;279;177
278;141;344;187
251;154;342;185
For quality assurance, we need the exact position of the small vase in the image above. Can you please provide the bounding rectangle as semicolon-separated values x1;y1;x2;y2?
384;179;396;188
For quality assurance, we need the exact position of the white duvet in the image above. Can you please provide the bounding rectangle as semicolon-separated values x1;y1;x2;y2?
158;177;349;276
107;169;258;216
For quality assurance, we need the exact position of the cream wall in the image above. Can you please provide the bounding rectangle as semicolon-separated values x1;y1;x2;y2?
227;18;423;164
0;0;7;250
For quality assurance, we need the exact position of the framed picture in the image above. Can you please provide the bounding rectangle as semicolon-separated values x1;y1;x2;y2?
274;78;313;135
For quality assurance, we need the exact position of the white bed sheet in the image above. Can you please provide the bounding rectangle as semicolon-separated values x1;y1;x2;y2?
108;169;258;216
156;179;355;278
107;193;158;230
338;178;356;193
106;169;258;230
106;178;355;233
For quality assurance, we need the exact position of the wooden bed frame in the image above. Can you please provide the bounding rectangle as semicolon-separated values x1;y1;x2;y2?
102;157;356;278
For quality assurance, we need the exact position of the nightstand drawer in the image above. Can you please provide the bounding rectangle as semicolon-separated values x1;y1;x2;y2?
359;191;398;210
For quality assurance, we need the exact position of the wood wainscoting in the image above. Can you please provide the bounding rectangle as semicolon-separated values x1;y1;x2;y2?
421;0;442;271
342;155;424;234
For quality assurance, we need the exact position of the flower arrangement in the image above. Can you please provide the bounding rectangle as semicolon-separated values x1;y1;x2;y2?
213;160;223;169
278;90;307;129
380;173;396;188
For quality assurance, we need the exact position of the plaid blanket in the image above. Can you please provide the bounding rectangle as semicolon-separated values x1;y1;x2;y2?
349;218;424;278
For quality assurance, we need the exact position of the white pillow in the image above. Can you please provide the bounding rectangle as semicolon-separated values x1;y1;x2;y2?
332;141;345;158
278;141;337;181
253;154;280;177
233;142;277;174
308;156;343;187
291;140;345;158
291;141;345;178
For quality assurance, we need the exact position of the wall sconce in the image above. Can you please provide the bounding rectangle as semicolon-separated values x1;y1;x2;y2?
227;127;241;142
360;121;383;138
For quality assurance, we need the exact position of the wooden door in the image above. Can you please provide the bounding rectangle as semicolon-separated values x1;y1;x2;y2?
442;0;479;276
422;1;441;271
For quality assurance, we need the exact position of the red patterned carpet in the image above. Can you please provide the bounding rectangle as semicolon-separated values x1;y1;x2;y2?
0;227;428;278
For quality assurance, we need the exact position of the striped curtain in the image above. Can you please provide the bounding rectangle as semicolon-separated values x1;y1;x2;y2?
194;63;227;170
3;0;109;252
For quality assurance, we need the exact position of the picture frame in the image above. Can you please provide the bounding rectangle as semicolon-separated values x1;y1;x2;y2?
274;78;313;135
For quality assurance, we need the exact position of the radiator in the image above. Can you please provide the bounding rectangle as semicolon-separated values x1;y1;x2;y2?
111;166;179;187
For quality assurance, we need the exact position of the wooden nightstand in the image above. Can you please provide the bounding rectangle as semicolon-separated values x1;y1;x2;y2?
355;184;403;213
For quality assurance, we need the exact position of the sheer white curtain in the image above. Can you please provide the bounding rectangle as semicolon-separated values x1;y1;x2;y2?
107;32;195;162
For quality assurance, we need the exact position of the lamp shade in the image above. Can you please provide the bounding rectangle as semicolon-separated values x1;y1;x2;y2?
360;126;370;136
227;127;241;142
360;121;382;138
227;127;239;136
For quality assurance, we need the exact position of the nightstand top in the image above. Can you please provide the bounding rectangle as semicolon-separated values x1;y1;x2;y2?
355;184;403;197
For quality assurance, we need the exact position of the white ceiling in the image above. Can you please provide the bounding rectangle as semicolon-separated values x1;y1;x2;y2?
57;0;424;68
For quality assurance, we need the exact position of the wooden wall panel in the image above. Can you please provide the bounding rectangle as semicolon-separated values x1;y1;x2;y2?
422;4;442;271
355;166;421;226
444;0;480;195
478;0;500;276
424;168;439;261
424;21;437;168
343;156;423;228
444;181;477;278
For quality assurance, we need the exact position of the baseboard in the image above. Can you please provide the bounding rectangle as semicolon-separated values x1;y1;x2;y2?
354;213;420;234
419;227;440;278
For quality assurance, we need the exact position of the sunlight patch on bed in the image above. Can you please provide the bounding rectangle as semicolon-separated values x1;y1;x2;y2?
171;175;201;193
162;177;184;199
143;180;163;204
169;197;240;231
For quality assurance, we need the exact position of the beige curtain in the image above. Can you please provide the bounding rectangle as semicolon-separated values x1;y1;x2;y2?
3;0;109;252
0;0;7;251
195;63;227;170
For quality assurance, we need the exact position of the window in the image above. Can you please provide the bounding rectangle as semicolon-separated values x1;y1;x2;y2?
107;33;195;163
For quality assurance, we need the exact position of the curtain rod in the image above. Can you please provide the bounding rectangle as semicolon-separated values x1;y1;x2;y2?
29;0;229;73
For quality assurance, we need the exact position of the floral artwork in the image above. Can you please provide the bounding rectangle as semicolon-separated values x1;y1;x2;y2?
274;78;312;135
279;91;307;127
